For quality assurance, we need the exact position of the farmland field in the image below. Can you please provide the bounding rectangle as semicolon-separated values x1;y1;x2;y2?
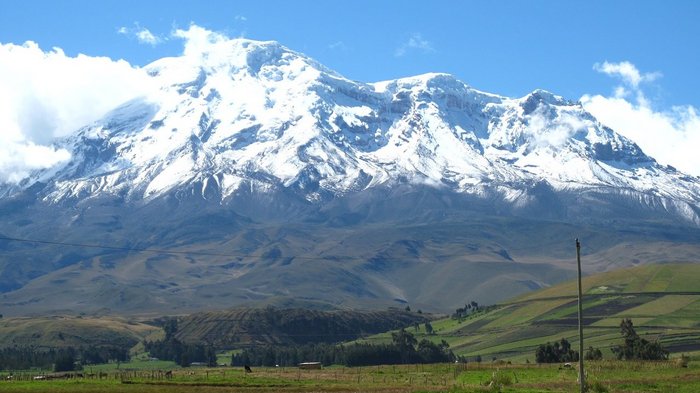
2;264;699;392
358;263;700;363
1;360;699;392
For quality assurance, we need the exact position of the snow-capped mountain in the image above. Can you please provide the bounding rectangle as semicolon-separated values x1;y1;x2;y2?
7;38;699;224
2;38;700;316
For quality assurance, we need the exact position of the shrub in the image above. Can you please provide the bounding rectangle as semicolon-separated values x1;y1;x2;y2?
674;354;690;368
588;380;609;393
484;369;512;392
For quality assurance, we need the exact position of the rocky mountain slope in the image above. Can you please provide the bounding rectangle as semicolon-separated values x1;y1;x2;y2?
1;38;699;316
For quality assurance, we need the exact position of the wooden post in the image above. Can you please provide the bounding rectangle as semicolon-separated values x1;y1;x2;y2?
576;239;585;392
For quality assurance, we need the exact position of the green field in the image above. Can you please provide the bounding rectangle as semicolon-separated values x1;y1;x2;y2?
2;263;700;392
358;263;700;363
1;361;699;392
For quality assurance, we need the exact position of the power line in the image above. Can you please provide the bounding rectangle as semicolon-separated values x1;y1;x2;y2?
0;235;239;257
0;235;458;263
0;235;339;261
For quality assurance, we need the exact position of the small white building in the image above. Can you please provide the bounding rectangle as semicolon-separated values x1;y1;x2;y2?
298;362;322;370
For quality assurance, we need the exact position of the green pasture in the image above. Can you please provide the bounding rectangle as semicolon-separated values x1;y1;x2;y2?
1;361;699;392
359;263;700;362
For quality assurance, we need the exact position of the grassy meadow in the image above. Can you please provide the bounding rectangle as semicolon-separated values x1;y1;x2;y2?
1;360;699;392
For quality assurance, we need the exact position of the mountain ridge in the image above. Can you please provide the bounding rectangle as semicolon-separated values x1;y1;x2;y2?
1;37;699;317
4;38;698;223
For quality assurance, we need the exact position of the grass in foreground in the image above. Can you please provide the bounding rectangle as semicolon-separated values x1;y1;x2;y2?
1;360;698;393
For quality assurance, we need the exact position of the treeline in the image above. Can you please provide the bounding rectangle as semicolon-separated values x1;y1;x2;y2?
535;319;668;363
451;301;481;319
143;319;216;367
535;338;579;363
451;302;500;321
0;345;129;371
232;329;454;367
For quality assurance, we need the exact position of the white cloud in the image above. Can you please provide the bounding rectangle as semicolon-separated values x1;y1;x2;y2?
0;41;155;183
0;26;241;184
0;141;71;184
117;24;164;46
0;24;233;184
234;15;247;22
593;61;660;88
135;28;161;46
582;61;700;176
525;107;588;150
394;33;434;57
328;41;349;53
172;24;229;58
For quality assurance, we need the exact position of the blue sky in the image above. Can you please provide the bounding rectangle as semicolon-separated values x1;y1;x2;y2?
2;0;698;103
1;0;700;178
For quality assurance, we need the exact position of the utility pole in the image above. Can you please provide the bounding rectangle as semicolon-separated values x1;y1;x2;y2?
576;238;585;392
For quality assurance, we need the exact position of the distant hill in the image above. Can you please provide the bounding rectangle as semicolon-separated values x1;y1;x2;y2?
359;263;700;362
0;316;160;350
0;308;429;356
174;307;430;348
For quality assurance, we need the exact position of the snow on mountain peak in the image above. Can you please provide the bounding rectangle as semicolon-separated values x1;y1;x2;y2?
145;36;342;92
520;89;571;113
4;36;700;224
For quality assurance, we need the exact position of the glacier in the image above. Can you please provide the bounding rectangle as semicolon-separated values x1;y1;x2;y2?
3;38;698;225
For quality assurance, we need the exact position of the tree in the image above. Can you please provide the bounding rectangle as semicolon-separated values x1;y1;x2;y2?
179;351;191;368
54;353;76;372
391;329;417;364
620;318;637;340
416;339;452;363
535;338;579;363
584;346;603;360
163;318;178;341
424;321;434;335
611;319;668;360
205;345;217;367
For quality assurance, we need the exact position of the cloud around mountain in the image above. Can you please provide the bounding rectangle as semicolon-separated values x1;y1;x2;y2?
1;25;699;184
0;24;218;183
581;61;700;176
0;41;154;183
